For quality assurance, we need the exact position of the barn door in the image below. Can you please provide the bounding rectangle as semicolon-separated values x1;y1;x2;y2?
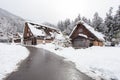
73;37;89;48
32;37;37;45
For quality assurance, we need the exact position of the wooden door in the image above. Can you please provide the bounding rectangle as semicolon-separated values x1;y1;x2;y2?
72;37;89;48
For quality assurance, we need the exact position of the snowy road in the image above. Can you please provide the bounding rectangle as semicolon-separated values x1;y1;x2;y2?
5;46;93;80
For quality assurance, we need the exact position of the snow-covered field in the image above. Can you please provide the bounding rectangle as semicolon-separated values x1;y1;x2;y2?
37;43;120;80
0;43;29;80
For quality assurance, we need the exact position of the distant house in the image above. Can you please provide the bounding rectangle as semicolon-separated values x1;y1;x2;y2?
0;28;23;43
13;33;23;43
0;30;9;42
0;31;3;37
23;22;59;45
69;21;105;48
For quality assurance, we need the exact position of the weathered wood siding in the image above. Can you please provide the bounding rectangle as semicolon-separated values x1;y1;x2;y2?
93;41;103;46
37;39;53;44
23;23;33;39
23;23;34;45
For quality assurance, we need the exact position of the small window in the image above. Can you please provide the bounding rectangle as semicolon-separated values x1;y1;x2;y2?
79;29;83;32
27;33;29;36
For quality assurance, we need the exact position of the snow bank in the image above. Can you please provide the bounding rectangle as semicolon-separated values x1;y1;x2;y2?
0;43;29;80
36;43;120;80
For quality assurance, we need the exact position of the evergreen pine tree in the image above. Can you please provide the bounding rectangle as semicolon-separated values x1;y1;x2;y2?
74;14;81;23
114;6;120;34
92;12;103;32
57;21;64;31
104;7;115;41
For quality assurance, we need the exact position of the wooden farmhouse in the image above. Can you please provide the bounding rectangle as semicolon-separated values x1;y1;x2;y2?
23;22;59;45
69;21;105;48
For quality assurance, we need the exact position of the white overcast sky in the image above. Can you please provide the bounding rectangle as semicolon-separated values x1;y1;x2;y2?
0;0;120;24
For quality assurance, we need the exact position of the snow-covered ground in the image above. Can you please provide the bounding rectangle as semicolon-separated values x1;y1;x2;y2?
0;43;29;80
36;43;120;80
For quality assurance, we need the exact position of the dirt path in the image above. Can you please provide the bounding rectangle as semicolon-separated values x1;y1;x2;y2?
5;46;93;80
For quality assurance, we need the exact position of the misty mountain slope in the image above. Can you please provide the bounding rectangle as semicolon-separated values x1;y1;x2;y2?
0;8;25;34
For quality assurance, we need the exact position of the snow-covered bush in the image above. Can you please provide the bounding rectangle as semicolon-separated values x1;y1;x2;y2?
53;32;71;49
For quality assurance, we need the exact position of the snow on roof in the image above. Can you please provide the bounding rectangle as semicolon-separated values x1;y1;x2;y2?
69;21;105;41
17;33;23;38
40;24;59;31
82;21;105;41
69;25;77;38
28;23;46;37
79;33;88;38
27;21;59;31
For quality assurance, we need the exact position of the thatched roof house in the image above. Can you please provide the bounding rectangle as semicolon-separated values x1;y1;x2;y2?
69;21;105;48
23;22;59;45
